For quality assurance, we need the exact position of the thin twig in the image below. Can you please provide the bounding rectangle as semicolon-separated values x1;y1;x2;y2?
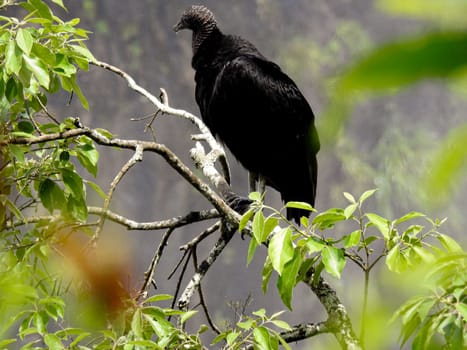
178;221;237;311
92;144;144;244
138;227;175;300
180;221;221;251
170;249;192;311
198;276;221;334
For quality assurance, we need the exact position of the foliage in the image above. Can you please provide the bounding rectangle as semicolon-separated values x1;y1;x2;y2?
244;190;467;348
0;1;466;350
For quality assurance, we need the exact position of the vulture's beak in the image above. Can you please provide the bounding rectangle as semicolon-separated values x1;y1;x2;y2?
173;21;184;33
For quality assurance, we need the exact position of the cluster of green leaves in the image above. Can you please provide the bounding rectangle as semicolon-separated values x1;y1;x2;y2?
213;309;292;350
392;252;467;349
241;189;466;348
0;0;95;116
90;294;204;350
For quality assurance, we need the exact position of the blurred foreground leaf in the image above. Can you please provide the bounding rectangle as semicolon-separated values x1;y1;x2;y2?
378;0;467;27
423;124;467;206
339;31;467;93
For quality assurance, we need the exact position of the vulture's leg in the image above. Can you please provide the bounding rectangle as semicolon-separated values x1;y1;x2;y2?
249;171;258;192
258;175;266;195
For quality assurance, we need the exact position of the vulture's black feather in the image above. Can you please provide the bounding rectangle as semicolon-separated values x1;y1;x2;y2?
174;5;320;222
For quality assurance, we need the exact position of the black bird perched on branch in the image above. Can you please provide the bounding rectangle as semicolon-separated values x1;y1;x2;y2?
174;5;320;222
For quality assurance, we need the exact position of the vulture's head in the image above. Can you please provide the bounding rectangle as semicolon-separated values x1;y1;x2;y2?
173;5;217;34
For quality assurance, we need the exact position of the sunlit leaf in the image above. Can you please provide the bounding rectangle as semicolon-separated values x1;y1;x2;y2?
239;208;254;232
285;201;315;212
386;245;407;273
321;246;346;279
343;230;361;248
180;310;197;324
5;40;22;75
277;250;302;309
366;213;390;240
16;28;33;56
268;227;294;275
252;210;265;244
23;54;50;89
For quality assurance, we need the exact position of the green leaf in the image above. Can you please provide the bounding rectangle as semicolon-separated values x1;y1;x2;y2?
393;211;425;225
312;208;346;229
131;309;142;339
340;32;467;93
321;246;346;279
31;43;55;66
277;249;302;309
28;0;53;20
76;143;98;177
358;189;377;203
0;340;16;348
70;75;88;109
386;245;407;273
305;237;325;253
66;195;88;222
226;331;240;346
455;302;467;321
5;40;22;75
51;0;66;10
61;168;84;198
438;233;463;253
344;203;358;219
68;44;96;62
271;320;292;331
268;227;294;275
239;208;254;231
262;257;273;294
247;237;258;266
54;54;77;77
237;319;255;330
16;28;33;55
285;201;315;212
252;309;266;318
180;310;197;324
248;191;262;201
38;179;65;213
44;334;64;350
253;327;276;350
211;332;228;345
343;191;356;203
343;230;361;248
263;216;279;241
424;124;467;206
84;180;107;200
411;245;435;264
366;213;390;240
378;0;467;27
23;54;50;89
143;294;173;304
252;210;265;244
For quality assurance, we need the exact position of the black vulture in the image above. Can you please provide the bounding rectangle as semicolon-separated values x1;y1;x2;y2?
174;5;320;222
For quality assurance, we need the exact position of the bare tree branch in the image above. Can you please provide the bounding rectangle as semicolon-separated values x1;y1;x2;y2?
90;60;231;183
304;269;362;349
88;207;220;230
3;127;241;224
178;221;237;311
